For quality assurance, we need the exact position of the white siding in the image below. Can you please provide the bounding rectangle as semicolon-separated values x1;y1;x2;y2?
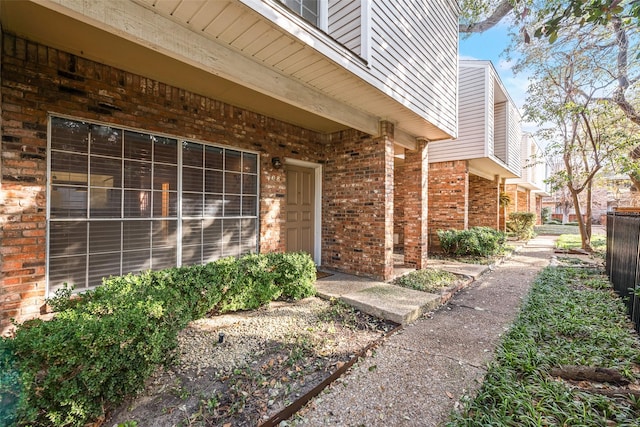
493;102;507;163
506;103;522;175
429;65;486;162
328;0;361;55
369;0;458;138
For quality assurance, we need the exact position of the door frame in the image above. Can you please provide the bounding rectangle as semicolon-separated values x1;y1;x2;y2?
284;158;322;265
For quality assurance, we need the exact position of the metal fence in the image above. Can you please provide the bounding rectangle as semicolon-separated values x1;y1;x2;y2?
606;212;640;332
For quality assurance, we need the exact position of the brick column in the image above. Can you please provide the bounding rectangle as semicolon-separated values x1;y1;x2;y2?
428;160;469;251
469;174;500;229
402;139;429;268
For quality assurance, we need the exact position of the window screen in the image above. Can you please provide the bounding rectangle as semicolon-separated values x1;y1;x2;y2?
48;117;259;293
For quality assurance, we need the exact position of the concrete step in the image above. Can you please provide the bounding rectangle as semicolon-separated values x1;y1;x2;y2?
315;272;444;325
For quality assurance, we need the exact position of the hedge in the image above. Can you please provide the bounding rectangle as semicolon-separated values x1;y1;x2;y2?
437;227;506;257
0;252;316;427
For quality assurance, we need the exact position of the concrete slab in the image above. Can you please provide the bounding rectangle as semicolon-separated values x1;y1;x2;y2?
315;272;443;325
341;285;441;325
426;260;489;279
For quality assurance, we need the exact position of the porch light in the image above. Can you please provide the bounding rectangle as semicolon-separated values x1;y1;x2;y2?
272;157;283;169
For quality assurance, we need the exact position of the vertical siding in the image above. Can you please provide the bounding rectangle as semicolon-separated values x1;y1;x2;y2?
429;65;486;162
369;0;458;138
493;101;507;162
328;0;361;55
487;74;494;158
506;103;522;175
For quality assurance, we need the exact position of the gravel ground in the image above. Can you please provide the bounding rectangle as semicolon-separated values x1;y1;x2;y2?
289;236;556;426
106;297;396;426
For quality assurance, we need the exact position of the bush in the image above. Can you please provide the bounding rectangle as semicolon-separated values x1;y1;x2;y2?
541;207;552;224
393;269;457;293
1;252;316;427
506;212;536;240
437;227;506;257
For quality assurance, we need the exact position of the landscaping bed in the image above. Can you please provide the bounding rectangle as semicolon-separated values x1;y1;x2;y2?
106;297;397;426
448;266;640;426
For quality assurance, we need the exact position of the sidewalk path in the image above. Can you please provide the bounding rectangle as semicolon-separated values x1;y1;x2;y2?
294;235;556;426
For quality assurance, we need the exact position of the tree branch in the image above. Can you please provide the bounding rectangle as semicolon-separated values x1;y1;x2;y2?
459;0;514;33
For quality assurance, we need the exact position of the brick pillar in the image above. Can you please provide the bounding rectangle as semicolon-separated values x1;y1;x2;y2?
402;139;429;268
469;173;500;229
428;160;469;251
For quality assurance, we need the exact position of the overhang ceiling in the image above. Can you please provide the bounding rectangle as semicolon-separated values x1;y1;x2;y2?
0;0;347;134
1;0;452;148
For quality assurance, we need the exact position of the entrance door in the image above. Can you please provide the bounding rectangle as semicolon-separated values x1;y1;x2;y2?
286;165;314;258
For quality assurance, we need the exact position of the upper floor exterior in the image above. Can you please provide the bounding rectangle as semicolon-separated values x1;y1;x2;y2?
505;133;547;193
429;60;521;180
1;0;459;149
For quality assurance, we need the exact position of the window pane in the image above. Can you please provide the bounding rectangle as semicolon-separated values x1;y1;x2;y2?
50;186;87;218
152;220;177;248
151;248;176;270
182;245;202;266
49;222;87;257
51;118;89;152
123;221;151;251
242;174;257;195
203;219;222;244
51;152;87;185
243;152;258;173
49;255;87;291
90;188;121;218
90;125;122;157
205;146;223;169
225;150;242;172
153;190;177;218
225;172;241;194
183;142;203;167
182;193;203;217
242;195;257;216
88;221;121;253
122;250;151;275
91;156;122;189
124;190;152;217
125;160;151;189
88;253;121;287
183;167;203;192
154;137;177;164
203;244;222;263
153;164;177;190
205;170;223;193
222;219;241;257
182;219;202;246
224;195;241;216
204;194;224;217
124;130;152;161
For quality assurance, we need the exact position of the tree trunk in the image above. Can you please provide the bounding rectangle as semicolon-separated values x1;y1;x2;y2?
570;187;593;252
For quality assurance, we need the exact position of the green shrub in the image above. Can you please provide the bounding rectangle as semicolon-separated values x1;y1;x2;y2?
1;252;316;427
541;207;552;224
437;227;506;257
506;211;536;240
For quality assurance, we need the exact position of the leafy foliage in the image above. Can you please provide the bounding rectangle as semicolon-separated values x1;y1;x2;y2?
506;211;537;240
0;252;316;427
448;266;640;426
437;227;507;257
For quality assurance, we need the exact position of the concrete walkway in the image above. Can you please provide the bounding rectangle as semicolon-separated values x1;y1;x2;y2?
297;235;556;426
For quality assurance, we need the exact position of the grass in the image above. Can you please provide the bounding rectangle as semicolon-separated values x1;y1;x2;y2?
556;234;606;252
392;269;459;293
448;266;640;426
535;224;581;235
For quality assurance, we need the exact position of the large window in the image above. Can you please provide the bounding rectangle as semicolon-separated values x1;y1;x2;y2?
47;117;259;293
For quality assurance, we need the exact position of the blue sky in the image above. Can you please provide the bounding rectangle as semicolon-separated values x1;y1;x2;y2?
459;24;534;132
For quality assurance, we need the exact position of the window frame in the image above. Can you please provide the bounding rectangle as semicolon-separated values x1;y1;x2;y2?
46;115;260;295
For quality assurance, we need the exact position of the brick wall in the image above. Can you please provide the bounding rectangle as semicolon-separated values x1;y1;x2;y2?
401;140;428;268
427;160;468;250
322;124;394;280
393;161;405;253
517;189;528;212
468;173;499;229
1;34;335;332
